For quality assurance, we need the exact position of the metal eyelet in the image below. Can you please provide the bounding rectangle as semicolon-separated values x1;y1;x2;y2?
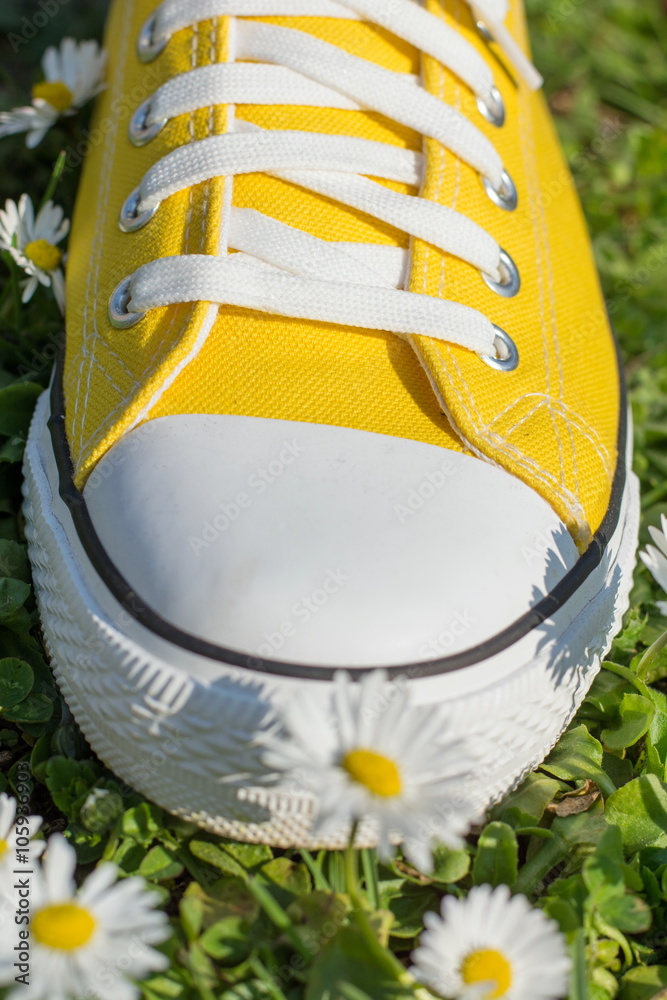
108;276;145;329
482;248;521;298
476;85;505;127
137;12;168;63
480;325;519;371
475;19;494;42
482;168;518;211
119;187;158;233
129;97;167;146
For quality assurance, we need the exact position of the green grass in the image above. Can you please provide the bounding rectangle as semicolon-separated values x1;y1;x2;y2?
0;2;666;998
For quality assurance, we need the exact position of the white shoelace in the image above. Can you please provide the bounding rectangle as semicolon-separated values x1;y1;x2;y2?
112;0;542;367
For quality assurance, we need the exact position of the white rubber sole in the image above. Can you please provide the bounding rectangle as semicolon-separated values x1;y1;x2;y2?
23;388;639;848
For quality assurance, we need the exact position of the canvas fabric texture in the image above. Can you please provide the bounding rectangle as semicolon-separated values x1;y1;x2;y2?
64;0;619;549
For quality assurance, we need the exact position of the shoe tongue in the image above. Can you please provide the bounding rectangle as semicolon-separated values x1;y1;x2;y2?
231;15;421;249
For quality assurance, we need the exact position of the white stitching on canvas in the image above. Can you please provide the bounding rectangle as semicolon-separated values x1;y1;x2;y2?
486;393;613;474
77;19;205;462
71;0;134;454
488;396;613;478
410;0;597;531
515;81;572;493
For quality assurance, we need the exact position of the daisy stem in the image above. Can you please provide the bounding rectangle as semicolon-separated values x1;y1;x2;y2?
635;628;667;683
38;151;67;212
360;848;379;910
1;251;21;330
344;824;416;989
248;875;315;962
248;955;291;1000
300;848;331;890
602;659;652;700
189;964;217;1000
344;822;362;906
9;258;21;331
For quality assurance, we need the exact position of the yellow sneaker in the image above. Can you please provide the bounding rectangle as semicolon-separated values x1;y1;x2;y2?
24;0;638;846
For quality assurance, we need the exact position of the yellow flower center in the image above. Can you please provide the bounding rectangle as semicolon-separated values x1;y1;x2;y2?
31;904;97;951
32;80;73;112
341;748;402;797
25;239;62;272
461;949;513;1000
0;839;7;859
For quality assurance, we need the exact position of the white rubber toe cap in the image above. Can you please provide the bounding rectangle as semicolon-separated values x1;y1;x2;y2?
83;416;578;667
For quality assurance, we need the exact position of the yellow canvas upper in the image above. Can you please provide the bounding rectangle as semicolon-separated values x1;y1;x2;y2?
64;0;619;550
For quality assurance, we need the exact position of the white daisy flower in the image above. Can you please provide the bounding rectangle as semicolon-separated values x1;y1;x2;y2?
0;102;59;150
411;884;571;1000
640;513;667;614
0;792;44;885
263;669;478;872
0;38;106;148
0;194;69;313
0;835;170;1000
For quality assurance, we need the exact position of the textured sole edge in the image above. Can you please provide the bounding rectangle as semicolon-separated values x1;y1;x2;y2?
23;389;640;848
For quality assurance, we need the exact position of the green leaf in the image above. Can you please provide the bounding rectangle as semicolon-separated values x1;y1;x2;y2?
121;803;164;846
217;839;273;870
113;839;148;876
492;772;563;824
583;852;624;904
0;657;32;710
0;383;42;438
289;891;351;940
200;916;253;964
3;691;53;724
515;805;608;895
0;577;31;624
45;757;103;820
139;845;184;881
606;774;667;853
617;965;667;1000
472;822;518;889
181;877;259;934
0;540;29;582
541;897;582;934
378;880;439;939
305;920;412;1000
189;839;246;879
602;752;634;789
613;606;647;652
601;693;655;750
179;893;203;942
0;436;28;465
430;844;470;884
51;723;89;760
29;731;52;782
260;857;312;902
585;670;628;720
599;893;652;934
220;984;278;1000
645;704;667;779
141;973;187;1000
541;725;614;794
